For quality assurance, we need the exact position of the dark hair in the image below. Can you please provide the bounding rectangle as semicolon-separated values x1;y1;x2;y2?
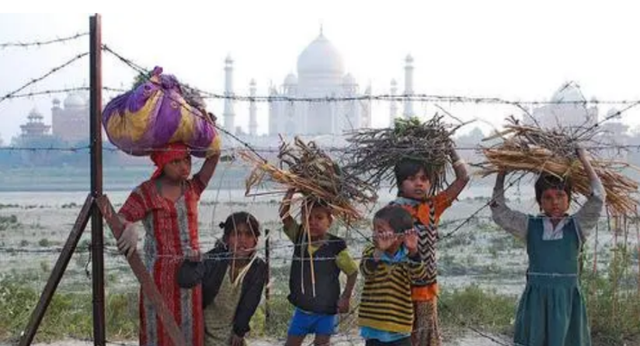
373;205;414;234
394;158;438;195
302;198;332;216
219;212;261;241
534;173;572;204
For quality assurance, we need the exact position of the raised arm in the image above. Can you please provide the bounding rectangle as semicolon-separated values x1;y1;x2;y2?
279;188;297;234
490;172;529;240
196;112;222;187
442;148;471;202
196;152;221;188
573;148;606;238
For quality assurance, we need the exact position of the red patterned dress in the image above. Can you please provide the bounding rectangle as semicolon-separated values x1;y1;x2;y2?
119;176;205;346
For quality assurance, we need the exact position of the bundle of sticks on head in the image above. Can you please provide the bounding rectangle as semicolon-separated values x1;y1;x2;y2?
343;115;466;192
476;116;639;216
239;136;378;226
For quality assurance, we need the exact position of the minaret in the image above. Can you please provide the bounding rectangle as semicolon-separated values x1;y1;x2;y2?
362;84;372;128
249;79;257;136
390;79;398;126
403;54;414;118
223;55;235;134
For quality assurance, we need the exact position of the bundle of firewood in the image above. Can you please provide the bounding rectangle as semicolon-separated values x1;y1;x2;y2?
477;117;639;215
239;136;377;225
344;116;464;192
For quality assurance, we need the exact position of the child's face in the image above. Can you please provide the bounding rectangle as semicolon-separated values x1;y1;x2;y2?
400;168;432;200
372;218;402;251
163;155;192;181
226;223;258;258
539;188;570;218
303;206;333;239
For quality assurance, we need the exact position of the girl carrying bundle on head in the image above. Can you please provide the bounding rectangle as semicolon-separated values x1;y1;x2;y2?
345;116;470;346
117;141;221;346
390;148;469;346
490;147;605;346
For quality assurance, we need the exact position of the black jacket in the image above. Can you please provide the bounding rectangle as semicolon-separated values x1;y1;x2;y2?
288;232;346;314
177;244;267;338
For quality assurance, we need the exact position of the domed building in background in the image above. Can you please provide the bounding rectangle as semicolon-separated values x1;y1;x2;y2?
526;81;598;129
220;27;417;142
267;30;371;135
51;92;90;143
19;108;51;140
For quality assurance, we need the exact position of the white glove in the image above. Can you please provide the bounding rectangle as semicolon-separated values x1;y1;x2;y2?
117;222;139;258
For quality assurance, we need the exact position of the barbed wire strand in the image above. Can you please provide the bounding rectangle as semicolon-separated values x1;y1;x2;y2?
6;142;640;153
0;32;88;49
0;51;89;104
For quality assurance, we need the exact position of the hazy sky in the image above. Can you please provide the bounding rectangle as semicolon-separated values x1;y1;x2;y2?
2;2;640;143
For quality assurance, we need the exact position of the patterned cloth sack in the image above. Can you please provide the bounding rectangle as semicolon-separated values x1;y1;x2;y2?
103;66;220;157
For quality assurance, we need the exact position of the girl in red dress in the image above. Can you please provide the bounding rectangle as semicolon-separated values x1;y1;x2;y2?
117;142;220;346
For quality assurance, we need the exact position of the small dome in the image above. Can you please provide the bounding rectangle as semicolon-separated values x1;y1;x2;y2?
391;79;397;86
297;33;345;76
64;93;86;108
52;98;61;106
284;73;298;85
343;73;356;85
551;82;586;103
405;54;414;63
28;108;43;120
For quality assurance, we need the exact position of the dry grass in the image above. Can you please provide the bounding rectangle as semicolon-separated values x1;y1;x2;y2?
477;117;639;215
239;136;377;225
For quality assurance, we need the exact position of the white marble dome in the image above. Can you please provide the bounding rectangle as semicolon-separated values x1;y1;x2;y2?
551;82;586;103
64;93;86;108
297;33;345;76
284;73;298;85
343;73;356;85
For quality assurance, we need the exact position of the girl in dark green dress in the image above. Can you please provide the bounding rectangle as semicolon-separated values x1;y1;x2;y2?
490;147;605;346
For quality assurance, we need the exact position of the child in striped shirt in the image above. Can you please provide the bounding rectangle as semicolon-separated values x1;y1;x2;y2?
390;147;469;345
359;205;427;346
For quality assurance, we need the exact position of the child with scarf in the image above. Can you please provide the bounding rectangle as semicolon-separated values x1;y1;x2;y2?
117;141;220;346
178;212;267;346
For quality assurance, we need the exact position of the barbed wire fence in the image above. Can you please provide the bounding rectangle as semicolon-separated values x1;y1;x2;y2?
0;30;639;346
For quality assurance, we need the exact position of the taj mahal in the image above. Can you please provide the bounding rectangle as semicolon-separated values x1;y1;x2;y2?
220;29;417;143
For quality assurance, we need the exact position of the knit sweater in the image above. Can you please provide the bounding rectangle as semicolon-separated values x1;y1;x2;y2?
358;245;427;333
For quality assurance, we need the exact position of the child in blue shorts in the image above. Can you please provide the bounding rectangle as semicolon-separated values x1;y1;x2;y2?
280;189;359;346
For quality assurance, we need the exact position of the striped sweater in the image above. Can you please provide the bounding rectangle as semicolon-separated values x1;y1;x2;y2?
358;245;427;334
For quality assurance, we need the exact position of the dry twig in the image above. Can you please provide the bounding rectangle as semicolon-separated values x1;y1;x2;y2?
477;117;639;215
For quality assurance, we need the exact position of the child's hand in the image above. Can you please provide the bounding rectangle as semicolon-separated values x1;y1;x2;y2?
284;188;296;200
374;231;397;251
576;145;588;161
185;248;201;262
230;334;244;346
404;228;419;256
337;296;350;313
